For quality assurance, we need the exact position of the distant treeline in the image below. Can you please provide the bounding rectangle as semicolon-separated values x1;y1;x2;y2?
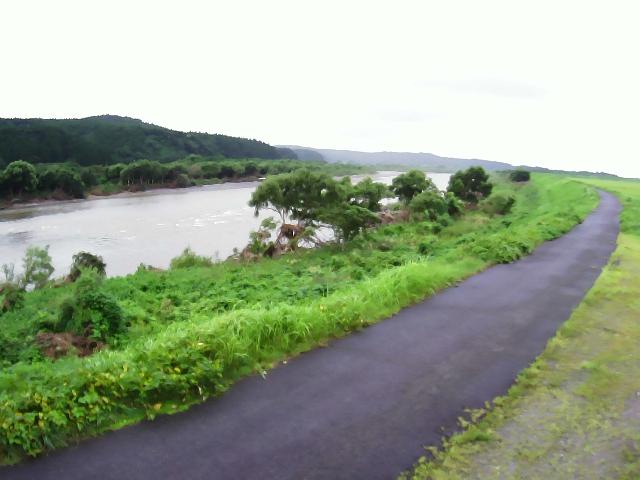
0;115;297;167
0;156;370;202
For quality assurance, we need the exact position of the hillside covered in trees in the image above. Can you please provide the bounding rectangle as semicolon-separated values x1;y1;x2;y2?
0;115;297;166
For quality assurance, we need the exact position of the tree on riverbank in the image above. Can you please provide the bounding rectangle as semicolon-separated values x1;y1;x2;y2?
248;170;389;253
447;166;493;203
0;160;38;196
391;170;437;204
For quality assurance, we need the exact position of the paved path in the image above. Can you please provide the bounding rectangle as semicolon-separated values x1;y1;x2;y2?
3;192;620;480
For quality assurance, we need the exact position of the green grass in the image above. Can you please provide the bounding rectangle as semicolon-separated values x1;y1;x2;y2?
402;177;640;480
0;173;598;464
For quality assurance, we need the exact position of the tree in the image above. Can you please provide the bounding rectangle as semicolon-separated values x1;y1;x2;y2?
319;204;379;242
391;170;438;203
509;169;530;182
249;169;342;224
22;245;54;289
351;177;392;211
68;251;106;282
201;162;221;179
409;190;448;220
80;169;98;188
120;159;168;186
218;162;240;179
243;161;259;177
38;167;85;198
105;164;125;182
1;160;38;196
447;166;493;203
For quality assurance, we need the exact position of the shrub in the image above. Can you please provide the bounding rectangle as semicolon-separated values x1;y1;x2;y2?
418;237;437;255
470;232;533;263
0;282;24;313
68;252;106;282
447;167;493;203
174;173;192;189
57;269;125;341
170;247;214;269
509;169;531;182
445;192;464;216
481;194;516;215
80;170;98;188
409;191;448;220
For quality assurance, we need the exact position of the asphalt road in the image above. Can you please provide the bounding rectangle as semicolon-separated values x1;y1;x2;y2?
2;191;620;480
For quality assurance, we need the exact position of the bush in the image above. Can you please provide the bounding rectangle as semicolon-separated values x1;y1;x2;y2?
417;237;437;255
174;173;192;189
445;192;464;216
80;170;98;188
0;282;24;313
68;252;107;282
481;194;516;215
409;191;448;220
57;270;125;341
470;232;532;263
447;167;493;203
509;169;531;182
170;247;214;269
53;269;125;341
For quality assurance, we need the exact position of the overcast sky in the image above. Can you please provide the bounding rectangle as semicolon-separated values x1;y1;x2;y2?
2;0;639;177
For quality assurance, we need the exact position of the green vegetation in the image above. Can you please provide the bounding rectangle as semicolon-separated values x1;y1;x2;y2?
68;252;106;282
402;177;640;480
0;156;370;205
0;115;296;166
509;169;531;182
0;115;374;204
392;170;436;203
248;169;391;246
447;166;493;203
0;172;598;464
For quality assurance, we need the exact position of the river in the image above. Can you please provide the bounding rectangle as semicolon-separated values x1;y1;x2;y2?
0;172;450;277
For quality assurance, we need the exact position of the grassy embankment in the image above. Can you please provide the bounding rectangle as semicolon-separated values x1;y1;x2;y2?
403;177;640;480
0;174;597;464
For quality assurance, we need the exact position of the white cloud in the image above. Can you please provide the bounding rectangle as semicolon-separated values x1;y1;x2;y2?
0;0;639;177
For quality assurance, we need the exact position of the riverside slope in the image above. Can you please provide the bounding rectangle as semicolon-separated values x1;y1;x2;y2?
3;191;621;480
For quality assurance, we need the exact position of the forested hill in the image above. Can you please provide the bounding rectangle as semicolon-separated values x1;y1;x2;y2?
282;146;513;172
0;116;297;166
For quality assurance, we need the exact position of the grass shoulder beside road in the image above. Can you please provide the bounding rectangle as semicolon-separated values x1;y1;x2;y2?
403;177;640;480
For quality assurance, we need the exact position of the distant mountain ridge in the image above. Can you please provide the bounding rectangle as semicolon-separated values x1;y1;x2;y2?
0;115;296;166
280;146;513;172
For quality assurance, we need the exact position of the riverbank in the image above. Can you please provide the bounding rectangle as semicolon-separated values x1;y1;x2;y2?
0;173;599;464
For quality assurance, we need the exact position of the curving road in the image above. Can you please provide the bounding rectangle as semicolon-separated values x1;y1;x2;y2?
2;191;620;480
